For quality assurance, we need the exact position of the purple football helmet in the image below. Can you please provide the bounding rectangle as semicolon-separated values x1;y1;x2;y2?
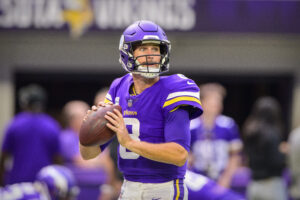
119;20;171;78
36;165;79;200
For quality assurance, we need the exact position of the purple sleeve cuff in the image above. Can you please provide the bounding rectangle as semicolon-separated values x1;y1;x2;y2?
100;136;115;152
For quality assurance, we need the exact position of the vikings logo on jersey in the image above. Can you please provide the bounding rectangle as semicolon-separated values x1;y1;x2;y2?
104;73;202;183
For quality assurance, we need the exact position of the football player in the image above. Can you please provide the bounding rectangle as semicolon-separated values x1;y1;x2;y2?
80;20;203;199
0;165;79;200
186;170;245;200
0;84;62;186
189;83;243;188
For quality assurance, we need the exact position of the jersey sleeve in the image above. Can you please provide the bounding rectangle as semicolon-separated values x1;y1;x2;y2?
217;116;243;152
104;75;128;104
228;121;243;152
99;137;115;152
104;79;118;104
1;123;14;153
46;118;61;156
162;74;203;119
164;108;191;151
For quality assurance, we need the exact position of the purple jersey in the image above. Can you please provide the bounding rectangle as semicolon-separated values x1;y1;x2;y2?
185;170;245;200
60;129;80;163
59;129;108;200
1;112;61;184
190;115;242;179
105;73;202;183
0;182;49;200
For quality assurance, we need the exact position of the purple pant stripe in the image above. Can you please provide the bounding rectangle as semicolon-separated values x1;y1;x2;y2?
179;179;185;200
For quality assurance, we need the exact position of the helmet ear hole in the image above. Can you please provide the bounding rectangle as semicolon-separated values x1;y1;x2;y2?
160;44;168;55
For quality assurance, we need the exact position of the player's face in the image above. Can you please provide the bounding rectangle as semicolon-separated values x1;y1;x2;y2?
133;44;161;68
202;92;223;117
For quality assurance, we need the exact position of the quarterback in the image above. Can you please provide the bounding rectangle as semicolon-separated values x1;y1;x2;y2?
80;20;202;199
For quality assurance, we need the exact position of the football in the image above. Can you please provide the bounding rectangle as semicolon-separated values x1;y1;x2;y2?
79;104;122;146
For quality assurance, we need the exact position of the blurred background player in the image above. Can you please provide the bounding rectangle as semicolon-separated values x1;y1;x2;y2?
94;88;123;200
94;88;110;108
185;170;245;200
0;84;62;186
0;165;79;200
189;83;243;188
288;125;300;200
60;100;114;200
80;20;203;199
242;96;287;200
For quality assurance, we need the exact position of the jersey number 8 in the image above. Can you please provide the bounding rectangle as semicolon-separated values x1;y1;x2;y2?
119;118;141;159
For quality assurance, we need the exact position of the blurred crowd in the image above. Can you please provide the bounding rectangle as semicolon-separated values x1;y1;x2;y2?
0;84;122;200
0;83;299;200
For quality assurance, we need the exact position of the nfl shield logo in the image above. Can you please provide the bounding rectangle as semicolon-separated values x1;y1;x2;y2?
115;97;120;105
127;99;133;107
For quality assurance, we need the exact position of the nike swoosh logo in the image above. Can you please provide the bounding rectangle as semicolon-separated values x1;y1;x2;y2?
187;81;195;85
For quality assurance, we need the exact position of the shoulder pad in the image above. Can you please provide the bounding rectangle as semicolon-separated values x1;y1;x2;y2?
161;74;202;119
216;115;235;128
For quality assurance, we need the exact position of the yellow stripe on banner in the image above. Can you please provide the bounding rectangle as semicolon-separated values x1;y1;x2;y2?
176;179;180;200
163;96;201;108
104;98;112;104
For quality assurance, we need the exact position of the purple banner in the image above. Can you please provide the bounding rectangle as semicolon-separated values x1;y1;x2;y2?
194;1;300;33
0;0;299;35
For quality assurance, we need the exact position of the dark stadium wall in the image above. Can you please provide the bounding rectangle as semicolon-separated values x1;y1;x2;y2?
14;71;294;140
0;31;299;74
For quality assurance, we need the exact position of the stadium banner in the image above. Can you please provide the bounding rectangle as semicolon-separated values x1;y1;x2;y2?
0;0;299;36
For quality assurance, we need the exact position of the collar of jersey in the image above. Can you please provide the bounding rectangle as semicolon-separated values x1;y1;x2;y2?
130;84;138;96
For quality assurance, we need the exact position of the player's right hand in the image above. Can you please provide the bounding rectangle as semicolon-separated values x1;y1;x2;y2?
83;102;113;121
83;109;92;122
97;101;113;107
83;105;100;122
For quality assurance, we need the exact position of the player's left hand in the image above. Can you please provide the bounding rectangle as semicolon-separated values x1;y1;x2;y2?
105;108;132;147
